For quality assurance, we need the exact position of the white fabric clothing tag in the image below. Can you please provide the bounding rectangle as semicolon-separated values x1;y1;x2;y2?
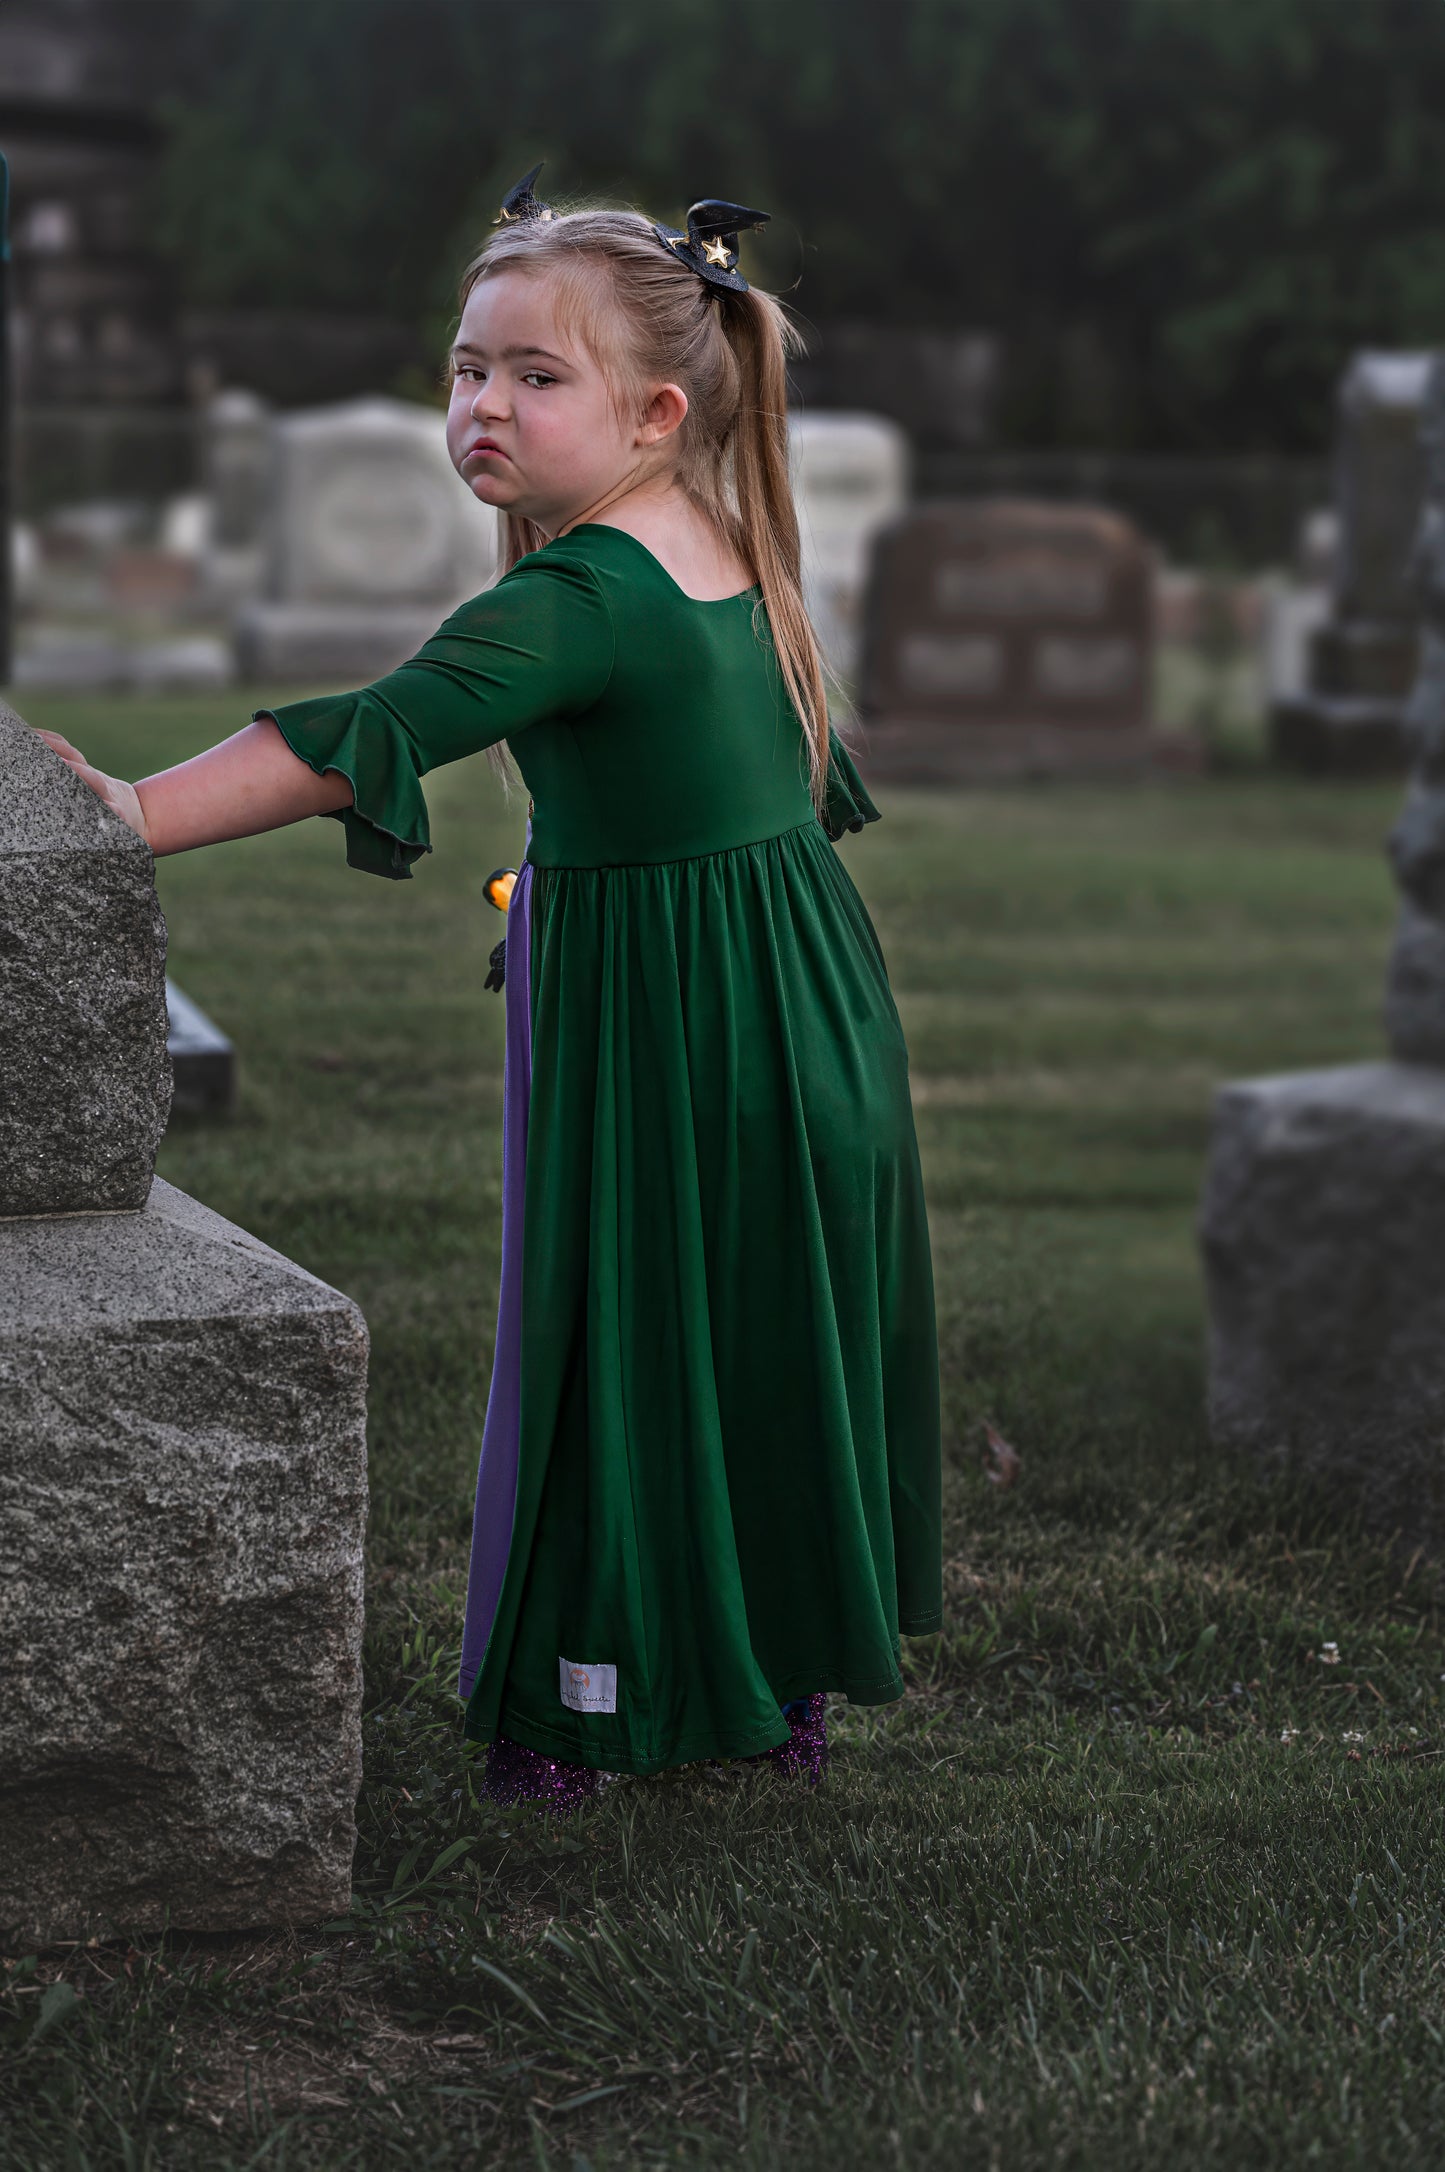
559;1658;617;1714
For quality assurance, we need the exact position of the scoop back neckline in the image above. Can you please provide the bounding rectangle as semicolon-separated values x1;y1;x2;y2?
562;522;762;606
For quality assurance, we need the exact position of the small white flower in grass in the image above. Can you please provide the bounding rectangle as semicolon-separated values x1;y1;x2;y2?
1318;1642;1342;1665
1280;1727;1298;1745
1342;1730;1366;1743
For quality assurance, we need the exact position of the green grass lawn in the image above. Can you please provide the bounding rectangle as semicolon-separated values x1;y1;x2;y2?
5;695;1443;2170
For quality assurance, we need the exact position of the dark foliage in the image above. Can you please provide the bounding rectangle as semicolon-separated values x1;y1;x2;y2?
150;0;1445;453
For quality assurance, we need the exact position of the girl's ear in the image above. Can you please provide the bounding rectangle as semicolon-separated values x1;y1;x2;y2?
637;381;689;447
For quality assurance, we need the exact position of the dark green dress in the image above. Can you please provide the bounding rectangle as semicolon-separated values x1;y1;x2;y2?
265;523;942;1776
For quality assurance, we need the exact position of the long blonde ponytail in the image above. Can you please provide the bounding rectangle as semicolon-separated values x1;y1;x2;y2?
720;286;830;801
454;206;833;814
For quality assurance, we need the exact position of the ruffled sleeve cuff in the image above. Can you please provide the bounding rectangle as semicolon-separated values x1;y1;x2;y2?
822;728;882;842
257;694;433;881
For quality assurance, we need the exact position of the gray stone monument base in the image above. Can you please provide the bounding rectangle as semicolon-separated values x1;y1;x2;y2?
0;1179;369;1952
1270;690;1408;772
1200;1062;1445;1544
233;601;446;685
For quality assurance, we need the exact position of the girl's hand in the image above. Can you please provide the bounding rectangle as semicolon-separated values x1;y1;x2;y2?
34;730;151;845
34;716;350;860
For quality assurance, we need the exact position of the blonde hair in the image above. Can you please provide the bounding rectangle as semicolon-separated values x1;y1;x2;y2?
453;206;831;814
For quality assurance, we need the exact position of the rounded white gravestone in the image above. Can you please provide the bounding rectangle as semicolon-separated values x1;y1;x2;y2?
309;460;458;598
266;396;499;607
788;412;910;685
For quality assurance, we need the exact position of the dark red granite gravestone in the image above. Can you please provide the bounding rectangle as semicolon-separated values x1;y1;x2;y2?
858;499;1167;778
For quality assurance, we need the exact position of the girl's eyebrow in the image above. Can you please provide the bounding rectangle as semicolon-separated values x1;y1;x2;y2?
449;341;570;366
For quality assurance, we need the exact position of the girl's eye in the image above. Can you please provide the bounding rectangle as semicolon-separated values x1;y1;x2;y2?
522;372;556;388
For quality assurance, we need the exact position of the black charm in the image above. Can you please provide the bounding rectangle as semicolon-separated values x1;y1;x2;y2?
652;198;770;293
493;161;555;226
484;935;507;993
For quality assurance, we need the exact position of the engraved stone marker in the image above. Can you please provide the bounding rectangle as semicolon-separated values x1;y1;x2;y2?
235;395;500;684
858;499;1158;779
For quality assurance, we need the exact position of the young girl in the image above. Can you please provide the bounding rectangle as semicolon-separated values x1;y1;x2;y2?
43;169;943;1812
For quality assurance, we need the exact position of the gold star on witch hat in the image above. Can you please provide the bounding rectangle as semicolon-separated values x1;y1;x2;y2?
651;198;770;293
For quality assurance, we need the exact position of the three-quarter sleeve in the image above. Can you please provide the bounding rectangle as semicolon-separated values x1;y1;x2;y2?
256;548;615;878
821;726;882;841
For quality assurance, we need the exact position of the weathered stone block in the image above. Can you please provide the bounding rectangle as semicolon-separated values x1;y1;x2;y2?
1268;690;1410;773
233;599;447;685
1199;1062;1445;1544
1311;618;1420;699
0;701;171;1214
0;1179;369;1951
166;980;237;1116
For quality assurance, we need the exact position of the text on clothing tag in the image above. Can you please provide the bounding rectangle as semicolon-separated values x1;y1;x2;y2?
559;1658;617;1714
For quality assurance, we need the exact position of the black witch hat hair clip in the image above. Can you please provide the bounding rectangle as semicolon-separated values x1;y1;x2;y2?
653;199;770;293
493;161;556;225
491;164;768;291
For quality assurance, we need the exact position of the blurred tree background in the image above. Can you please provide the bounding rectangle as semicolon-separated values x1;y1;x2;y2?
151;0;1445;455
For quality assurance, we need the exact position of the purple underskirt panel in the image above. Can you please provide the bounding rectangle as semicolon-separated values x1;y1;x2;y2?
459;822;535;1702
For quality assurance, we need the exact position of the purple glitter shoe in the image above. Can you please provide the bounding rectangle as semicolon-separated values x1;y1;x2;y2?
748;1693;830;1787
480;1733;599;1816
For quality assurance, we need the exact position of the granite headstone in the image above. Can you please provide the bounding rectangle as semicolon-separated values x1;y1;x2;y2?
0;705;368;1949
0;698;171;1215
858;499;1158;778
234;395;500;683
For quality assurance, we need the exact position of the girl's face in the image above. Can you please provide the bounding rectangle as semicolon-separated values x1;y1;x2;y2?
446;269;679;534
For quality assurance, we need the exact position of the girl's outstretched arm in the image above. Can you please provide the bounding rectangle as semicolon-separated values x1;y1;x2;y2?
35;719;354;855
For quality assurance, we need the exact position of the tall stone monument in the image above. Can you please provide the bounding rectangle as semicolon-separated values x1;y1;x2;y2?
234;396;500;684
0;704;369;1950
1201;352;1445;1546
1271;352;1431;773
